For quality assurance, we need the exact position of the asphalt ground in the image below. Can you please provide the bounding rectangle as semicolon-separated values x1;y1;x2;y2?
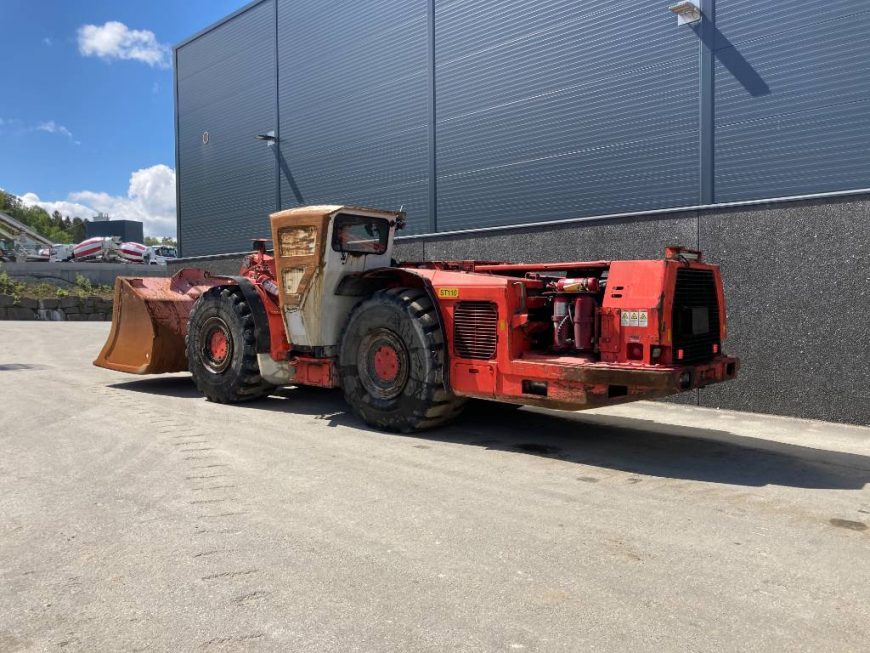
1;322;868;652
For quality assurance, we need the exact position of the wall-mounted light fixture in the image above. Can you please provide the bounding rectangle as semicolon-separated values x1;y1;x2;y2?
256;130;278;144
669;1;701;26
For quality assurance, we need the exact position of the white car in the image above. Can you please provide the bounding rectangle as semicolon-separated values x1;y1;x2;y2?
146;245;178;265
49;244;75;262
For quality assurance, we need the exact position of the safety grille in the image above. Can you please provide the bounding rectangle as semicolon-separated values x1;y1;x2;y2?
672;268;721;364
453;301;499;360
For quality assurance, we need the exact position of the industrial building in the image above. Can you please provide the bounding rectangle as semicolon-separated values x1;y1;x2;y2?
85;218;144;244
173;0;870;424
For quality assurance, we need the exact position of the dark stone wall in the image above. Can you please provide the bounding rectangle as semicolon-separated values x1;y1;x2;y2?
398;212;699;263
0;295;113;321
697;196;870;424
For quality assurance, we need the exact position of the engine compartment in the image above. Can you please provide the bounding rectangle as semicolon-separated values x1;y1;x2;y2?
517;271;609;357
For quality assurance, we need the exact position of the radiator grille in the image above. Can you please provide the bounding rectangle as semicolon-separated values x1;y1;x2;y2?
453;301;499;360
672;268;720;364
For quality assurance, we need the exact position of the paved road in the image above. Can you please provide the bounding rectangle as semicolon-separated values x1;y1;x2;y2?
1;322;868;652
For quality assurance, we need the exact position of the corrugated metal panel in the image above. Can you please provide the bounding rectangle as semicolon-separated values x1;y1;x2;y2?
276;0;431;234
176;0;277;256
714;0;864;47
434;0;700;231
714;1;870;202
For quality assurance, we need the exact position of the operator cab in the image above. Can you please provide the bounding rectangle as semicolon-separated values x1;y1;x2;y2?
269;205;404;350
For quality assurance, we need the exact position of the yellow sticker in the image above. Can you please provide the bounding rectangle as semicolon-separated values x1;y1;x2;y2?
438;287;460;298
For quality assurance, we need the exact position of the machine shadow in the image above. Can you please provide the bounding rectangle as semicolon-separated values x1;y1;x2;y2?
111;377;870;491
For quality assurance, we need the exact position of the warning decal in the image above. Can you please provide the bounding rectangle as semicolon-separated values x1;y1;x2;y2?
620;309;649;328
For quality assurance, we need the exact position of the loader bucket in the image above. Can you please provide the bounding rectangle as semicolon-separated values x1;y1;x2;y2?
94;276;194;374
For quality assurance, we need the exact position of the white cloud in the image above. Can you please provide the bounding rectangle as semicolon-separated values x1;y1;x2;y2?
42;37;52;46
37;120;73;138
20;193;97;221
35;120;80;145
20;164;177;238
77;21;170;68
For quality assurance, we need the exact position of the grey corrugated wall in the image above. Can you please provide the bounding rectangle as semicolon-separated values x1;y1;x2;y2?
176;0;277;257
434;0;700;231
713;0;870;200
276;0;431;234
176;0;870;255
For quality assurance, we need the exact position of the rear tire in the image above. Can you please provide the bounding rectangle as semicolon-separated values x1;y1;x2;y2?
339;288;465;432
186;286;274;403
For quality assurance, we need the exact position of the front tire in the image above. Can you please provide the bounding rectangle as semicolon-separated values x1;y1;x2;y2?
339;288;465;432
186;287;274;403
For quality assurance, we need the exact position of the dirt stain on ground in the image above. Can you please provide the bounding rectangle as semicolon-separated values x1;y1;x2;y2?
829;518;867;532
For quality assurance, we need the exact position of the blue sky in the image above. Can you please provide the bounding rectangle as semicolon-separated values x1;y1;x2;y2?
0;0;247;236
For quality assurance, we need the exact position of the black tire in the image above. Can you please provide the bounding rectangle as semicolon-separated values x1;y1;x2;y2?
339;287;466;433
186;286;274;403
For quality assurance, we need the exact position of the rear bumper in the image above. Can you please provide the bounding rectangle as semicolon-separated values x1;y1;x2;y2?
673;355;740;392
453;355;740;410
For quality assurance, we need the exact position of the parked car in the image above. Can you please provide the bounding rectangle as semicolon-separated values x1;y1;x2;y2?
146;245;178;266
49;244;75;262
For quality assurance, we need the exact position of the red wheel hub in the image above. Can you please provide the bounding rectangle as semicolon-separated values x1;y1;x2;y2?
209;329;229;362
372;344;400;382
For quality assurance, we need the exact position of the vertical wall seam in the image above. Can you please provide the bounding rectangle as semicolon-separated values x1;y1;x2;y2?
699;0;715;205
173;47;183;255
698;0;714;410
273;0;281;211
427;0;437;233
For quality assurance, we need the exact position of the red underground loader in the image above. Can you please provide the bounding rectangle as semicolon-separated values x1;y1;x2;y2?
95;205;739;432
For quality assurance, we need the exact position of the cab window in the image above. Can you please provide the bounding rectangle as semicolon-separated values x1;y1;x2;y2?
331;214;389;255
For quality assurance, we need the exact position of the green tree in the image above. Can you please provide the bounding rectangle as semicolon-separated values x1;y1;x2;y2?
0;189;88;243
145;236;177;248
70;218;86;242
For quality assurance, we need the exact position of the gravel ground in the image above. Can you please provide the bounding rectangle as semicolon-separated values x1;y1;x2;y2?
1;322;868;652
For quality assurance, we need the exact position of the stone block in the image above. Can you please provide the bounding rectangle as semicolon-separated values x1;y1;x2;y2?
0;295;14;308
39;298;60;309
18;297;38;309
8;307;36;320
37;309;65;321
58;297;79;309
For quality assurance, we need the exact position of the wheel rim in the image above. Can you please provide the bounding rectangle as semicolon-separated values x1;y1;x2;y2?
201;316;233;374
358;328;409;400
